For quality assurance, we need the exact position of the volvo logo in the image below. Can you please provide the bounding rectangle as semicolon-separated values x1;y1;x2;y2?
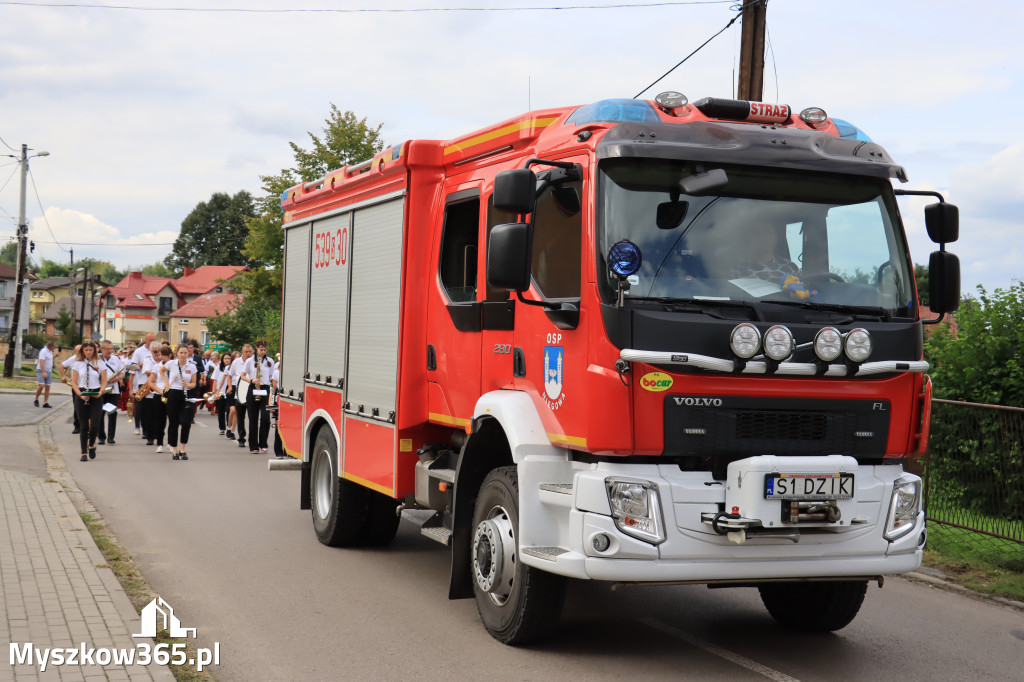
673;397;723;407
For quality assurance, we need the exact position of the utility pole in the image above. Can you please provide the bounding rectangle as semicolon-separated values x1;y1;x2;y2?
3;145;31;378
78;264;89;342
736;0;767;102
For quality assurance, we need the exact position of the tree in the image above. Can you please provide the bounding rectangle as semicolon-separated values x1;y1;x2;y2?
164;191;256;273
1;241;35;270
914;264;929;307
55;305;79;346
926;283;1024;407
138;261;174;278
38;258;70;278
205;295;280;354
230;106;385;314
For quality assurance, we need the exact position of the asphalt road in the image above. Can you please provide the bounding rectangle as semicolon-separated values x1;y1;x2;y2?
18;394;1023;681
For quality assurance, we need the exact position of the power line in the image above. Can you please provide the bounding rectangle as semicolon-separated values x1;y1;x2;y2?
633;8;741;98
31;240;178;246
2;1;734;12
0;135;17;153
28;167;70;253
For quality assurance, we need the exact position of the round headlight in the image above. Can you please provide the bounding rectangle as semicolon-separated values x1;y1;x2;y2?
844;328;873;363
729;323;761;359
813;326;843;362
763;325;794;361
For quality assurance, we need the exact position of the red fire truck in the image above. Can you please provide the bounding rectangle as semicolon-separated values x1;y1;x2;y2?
277;92;960;644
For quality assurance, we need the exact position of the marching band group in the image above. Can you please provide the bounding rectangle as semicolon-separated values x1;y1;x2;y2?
34;331;281;462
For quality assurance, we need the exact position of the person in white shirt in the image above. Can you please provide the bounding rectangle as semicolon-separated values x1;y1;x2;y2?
212;353;232;435
241;340;275;453
96;340;126;445
143;344;170;450
71;341;108;462
229;344;253;448
271;356;284;457
160;344;198;460
60;345;82;433
130;334;156;437
35;341;56;408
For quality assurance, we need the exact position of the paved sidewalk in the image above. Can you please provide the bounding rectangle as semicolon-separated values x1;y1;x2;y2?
0;389;174;681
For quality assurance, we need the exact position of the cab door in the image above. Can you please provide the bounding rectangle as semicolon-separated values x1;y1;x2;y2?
511;156;590;449
426;185;483;428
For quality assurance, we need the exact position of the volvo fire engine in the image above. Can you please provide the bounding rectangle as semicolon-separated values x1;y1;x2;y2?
277;92;961;644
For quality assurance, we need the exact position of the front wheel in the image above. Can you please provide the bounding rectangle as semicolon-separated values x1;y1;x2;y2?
471;466;565;645
758;581;868;632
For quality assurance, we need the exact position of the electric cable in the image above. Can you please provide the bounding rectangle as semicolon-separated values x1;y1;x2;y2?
633;9;741;98
28;168;70;253
2;1;735;13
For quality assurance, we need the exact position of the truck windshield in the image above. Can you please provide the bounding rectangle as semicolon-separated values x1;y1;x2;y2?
598;159;916;319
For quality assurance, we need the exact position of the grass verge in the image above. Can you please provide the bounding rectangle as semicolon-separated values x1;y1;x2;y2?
80;513;218;681
0;377;34;389
923;523;1024;602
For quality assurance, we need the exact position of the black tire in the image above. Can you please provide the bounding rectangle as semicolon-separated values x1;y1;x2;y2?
758;581;868;632
361;490;401;546
310;427;369;547
471;466;565;645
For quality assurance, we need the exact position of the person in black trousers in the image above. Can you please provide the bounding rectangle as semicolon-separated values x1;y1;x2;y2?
241;340;274;454
97;340;125;445
145;345;173;453
71;342;108;462
161;344;198;460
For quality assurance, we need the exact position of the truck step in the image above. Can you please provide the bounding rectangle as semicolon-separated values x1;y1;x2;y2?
521;546;569;562
539;482;573;494
428;468;456;484
420;526;452;546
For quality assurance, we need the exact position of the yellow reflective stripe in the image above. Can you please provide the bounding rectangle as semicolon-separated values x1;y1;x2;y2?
429;412;471;427
342;472;394;498
443;116;560;157
547;432;587;448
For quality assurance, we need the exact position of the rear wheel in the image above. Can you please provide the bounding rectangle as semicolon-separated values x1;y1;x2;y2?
310;427;369;547
758;581;868;632
472;466;565;645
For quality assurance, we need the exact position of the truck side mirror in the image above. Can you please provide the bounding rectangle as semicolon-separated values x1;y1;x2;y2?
925;203;959;244
928;250;961;315
487;222;531;292
493;169;537;215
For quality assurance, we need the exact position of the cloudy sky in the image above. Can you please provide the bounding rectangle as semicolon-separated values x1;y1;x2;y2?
1;0;1021;293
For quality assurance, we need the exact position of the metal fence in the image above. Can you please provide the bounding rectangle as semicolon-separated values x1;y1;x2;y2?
923;399;1024;568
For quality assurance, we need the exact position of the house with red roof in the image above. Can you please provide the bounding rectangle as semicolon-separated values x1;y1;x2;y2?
169;291;241;347
97;265;247;347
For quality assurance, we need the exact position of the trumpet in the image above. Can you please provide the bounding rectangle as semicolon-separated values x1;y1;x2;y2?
160;392;168;404
203;391;222;405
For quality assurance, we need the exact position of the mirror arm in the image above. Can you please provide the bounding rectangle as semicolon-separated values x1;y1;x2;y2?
922;312;947;326
893;189;946;202
516;290;559;311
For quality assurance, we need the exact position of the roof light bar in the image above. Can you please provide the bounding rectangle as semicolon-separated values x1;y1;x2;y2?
693;97;790;124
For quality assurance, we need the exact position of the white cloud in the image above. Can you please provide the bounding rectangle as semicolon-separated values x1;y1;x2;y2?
29;208;178;271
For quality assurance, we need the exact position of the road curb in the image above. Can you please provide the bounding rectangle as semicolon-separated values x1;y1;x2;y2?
903;571;1024;613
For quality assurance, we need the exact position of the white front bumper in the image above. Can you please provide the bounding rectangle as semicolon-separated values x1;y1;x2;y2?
516;456;925;582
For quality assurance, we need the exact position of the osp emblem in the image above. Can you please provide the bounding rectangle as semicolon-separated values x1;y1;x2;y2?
544;346;564;402
640;372;673;392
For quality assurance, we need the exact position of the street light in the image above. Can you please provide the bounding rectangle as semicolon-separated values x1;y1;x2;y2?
2;144;49;378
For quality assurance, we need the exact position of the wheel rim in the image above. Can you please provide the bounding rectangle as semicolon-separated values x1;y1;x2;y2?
473;505;516;605
313;448;334;521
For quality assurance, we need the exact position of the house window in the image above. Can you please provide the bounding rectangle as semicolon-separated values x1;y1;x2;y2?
105;295;115;307
215;286;223;293
201;331;210;345
0;282;6;297
179;319;189;325
158;321;168;332
179;331;189;344
107;319;114;330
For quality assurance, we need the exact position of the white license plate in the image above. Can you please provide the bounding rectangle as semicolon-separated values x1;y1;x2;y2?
764;473;854;500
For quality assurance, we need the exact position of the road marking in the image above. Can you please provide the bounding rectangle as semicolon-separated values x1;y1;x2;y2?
639;616;800;681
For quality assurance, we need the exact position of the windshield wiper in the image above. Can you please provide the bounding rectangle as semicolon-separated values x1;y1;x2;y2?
626;296;760;320
761;299;891;321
